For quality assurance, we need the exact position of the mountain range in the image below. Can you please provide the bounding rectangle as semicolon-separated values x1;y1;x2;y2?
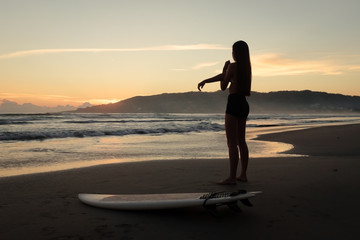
0;100;92;114
74;90;360;114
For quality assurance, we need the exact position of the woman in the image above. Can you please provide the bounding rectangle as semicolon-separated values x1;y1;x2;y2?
198;40;252;185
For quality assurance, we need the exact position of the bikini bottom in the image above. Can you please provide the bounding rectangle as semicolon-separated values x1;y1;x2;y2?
225;94;249;118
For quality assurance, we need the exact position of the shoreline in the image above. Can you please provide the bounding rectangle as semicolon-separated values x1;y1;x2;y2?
1;124;360;239
0;122;345;179
0;125;297;178
256;123;360;156
2;122;357;180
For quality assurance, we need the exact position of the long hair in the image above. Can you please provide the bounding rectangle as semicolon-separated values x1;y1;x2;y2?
232;41;252;96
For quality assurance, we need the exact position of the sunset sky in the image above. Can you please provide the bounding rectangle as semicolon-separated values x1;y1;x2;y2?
1;0;359;107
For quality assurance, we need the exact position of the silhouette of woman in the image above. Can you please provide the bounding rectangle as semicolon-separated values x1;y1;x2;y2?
198;40;251;185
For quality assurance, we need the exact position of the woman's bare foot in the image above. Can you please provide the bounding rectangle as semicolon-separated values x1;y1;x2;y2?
236;175;248;182
217;178;236;185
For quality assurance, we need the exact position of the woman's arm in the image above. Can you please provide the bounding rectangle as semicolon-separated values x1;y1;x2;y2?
197;61;230;91
220;62;233;91
198;74;223;91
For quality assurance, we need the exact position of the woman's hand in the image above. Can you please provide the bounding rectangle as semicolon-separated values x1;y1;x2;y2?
223;60;230;73
198;80;206;91
197;73;224;91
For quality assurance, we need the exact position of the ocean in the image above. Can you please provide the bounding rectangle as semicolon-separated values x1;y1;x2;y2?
1;113;360;177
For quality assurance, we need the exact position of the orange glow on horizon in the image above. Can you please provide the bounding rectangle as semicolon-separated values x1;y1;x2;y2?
0;93;123;107
251;53;360;76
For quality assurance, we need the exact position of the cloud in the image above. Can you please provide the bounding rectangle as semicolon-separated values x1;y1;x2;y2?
168;52;360;76
348;65;360;71
169;68;188;71
0;44;229;59
170;62;219;71
192;62;219;70
0;93;78;102
87;98;122;105
252;53;360;77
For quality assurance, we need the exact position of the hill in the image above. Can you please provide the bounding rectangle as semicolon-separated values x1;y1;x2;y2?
74;90;360;113
0;100;92;114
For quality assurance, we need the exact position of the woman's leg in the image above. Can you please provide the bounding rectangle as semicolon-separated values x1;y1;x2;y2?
219;113;239;184
237;117;248;182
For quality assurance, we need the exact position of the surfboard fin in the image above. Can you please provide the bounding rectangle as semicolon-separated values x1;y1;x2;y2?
226;201;242;212
204;205;219;217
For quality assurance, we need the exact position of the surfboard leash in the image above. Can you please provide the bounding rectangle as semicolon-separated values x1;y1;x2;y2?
200;189;247;207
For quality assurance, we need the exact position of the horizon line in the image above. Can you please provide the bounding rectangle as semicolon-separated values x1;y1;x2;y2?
1;89;359;107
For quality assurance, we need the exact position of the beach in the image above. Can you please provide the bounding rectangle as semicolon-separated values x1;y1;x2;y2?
1;124;360;239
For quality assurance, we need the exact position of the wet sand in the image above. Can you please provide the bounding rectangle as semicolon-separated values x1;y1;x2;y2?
0;124;359;239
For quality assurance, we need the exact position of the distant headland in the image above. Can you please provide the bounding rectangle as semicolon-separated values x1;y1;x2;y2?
74;90;360;114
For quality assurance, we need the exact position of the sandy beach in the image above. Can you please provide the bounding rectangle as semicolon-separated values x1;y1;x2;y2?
1;124;360;240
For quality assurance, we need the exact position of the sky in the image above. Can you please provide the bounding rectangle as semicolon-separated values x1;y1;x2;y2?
1;0;359;107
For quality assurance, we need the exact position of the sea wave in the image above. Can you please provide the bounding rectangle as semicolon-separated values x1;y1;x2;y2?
1;113;360;142
0;114;63;125
0;120;33;125
62;118;203;124
0;122;224;141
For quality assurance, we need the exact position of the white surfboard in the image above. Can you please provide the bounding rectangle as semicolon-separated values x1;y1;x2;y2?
78;190;261;211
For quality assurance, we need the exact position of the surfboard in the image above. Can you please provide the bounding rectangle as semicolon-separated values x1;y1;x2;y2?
78;190;261;212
